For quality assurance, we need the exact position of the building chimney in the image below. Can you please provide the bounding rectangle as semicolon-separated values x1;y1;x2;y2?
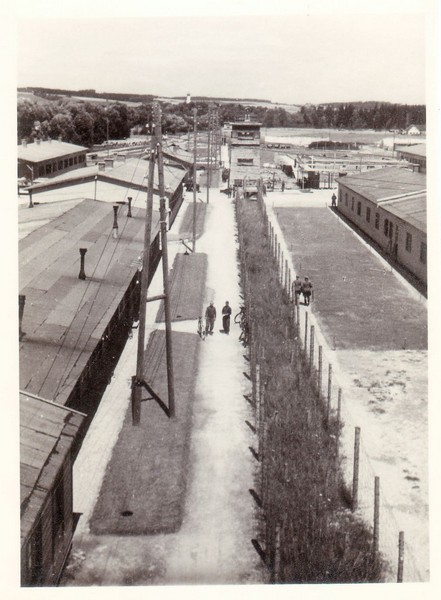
104;158;114;169
19;295;26;340
78;248;87;280
98;162;105;171
127;197;133;218
22;139;27;148
112;205;119;238
36;139;41;145
186;93;191;104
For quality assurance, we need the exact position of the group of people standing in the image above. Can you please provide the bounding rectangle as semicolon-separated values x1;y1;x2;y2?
292;275;313;306
204;301;232;335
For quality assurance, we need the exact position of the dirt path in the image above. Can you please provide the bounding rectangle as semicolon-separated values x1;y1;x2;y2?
64;190;265;585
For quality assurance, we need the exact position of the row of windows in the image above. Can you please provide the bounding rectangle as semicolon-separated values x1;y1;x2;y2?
340;190;426;264
36;154;85;177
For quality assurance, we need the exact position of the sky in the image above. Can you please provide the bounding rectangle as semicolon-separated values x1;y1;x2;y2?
13;0;433;106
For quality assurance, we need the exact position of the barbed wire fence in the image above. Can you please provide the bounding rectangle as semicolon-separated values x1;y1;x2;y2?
234;189;422;583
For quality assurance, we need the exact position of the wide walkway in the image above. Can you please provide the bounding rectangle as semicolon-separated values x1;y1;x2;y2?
65;188;265;585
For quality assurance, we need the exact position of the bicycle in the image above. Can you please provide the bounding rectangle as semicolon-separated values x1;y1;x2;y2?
234;306;249;347
197;316;206;341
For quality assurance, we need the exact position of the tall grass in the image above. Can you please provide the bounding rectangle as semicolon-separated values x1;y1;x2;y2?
236;196;387;583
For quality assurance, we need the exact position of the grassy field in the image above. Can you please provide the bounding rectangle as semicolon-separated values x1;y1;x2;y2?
89;330;199;535
275;207;427;350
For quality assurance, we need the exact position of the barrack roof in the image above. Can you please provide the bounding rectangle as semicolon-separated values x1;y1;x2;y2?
19;197;159;405
18;140;88;162
336;167;426;203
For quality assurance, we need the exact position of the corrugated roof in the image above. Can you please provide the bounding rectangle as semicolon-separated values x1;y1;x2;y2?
20;393;85;543
396;144;426;158
19;198;160;405
18;140;88;162
380;193;427;232
28;158;186;195
337;167;426;202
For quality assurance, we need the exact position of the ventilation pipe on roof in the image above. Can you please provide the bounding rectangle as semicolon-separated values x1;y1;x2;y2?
19;295;26;340
78;248;87;280
112;205;119;238
127;197;133;218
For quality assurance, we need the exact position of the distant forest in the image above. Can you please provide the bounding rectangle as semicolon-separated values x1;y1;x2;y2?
17;87;425;148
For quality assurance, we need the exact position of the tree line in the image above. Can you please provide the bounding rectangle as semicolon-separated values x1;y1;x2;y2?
17;94;425;148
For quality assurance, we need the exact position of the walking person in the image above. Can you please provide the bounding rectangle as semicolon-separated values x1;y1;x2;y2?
205;301;217;335
292;275;303;305
221;301;232;334
331;193;337;207
302;276;313;306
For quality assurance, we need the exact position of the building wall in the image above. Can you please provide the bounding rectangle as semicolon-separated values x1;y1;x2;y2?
21;456;74;586
397;151;426;174
18;151;87;180
229;145;261;186
338;183;427;285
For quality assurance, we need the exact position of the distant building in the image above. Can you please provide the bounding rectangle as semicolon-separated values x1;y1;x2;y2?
395;143;426;174
337;167;427;287
228;117;261;195
18;140;88;181
403;124;425;136
20;392;85;586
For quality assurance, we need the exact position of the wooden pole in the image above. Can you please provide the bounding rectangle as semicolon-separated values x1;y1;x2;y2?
192;107;197;252
133;128;156;425
327;363;332;421
273;523;282;583
352;427;360;511
304;311;308;354
373;476;380;561
156;106;176;418
309;325;315;371
206;105;211;204
318;346;323;398
284;259;289;295
397;531;404;582
287;267;291;302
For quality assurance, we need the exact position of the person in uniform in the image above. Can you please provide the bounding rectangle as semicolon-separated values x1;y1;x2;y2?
302;277;313;306
292;275;303;305
221;301;232;334
205;302;217;335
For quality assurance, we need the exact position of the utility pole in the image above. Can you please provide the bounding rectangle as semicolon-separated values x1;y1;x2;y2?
192;107;197;252
106;99;110;157
155;104;176;418
206;104;212;204
132;126;156;425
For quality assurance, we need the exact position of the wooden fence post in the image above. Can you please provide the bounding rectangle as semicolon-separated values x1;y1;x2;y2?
255;364;261;426
397;531;404;582
327;363;332;422
274;233;278;260
287;267;291;302
318;346;323;398
284;259;289;296
309;325;315;372
273;523;282;583
352;427;360;511
304;311;308;354
336;388;342;455
373;476;380;561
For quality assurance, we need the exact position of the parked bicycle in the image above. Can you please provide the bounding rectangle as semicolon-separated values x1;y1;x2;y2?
234;305;249;347
197;316;206;341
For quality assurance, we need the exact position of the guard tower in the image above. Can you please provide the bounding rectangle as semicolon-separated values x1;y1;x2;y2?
228;113;261;196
